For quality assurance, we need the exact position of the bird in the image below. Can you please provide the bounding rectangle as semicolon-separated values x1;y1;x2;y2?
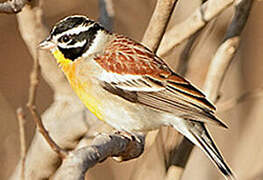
39;15;235;179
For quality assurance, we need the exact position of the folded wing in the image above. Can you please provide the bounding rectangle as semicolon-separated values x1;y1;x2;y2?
95;34;227;128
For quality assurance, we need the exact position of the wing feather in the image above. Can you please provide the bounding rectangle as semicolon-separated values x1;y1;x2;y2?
95;34;226;128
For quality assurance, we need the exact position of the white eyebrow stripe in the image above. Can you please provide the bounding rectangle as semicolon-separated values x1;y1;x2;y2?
54;24;93;41
58;39;87;49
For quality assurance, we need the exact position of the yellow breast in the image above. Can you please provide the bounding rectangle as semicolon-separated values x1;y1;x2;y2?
52;49;104;120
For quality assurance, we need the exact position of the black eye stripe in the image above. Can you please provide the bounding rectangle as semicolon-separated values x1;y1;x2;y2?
58;27;97;46
57;23;103;61
58;46;84;60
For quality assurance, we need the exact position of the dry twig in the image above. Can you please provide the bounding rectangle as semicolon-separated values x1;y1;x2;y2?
176;0;208;75
16;107;26;180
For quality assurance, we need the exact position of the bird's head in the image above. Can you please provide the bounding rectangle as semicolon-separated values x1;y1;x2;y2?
39;15;108;66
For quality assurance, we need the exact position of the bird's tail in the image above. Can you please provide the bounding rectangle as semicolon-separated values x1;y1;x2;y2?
172;121;235;179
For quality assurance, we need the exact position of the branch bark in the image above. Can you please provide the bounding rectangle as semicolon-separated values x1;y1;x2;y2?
53;133;145;180
16;108;26;180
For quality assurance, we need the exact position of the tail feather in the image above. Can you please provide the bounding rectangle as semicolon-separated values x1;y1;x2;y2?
188;123;235;179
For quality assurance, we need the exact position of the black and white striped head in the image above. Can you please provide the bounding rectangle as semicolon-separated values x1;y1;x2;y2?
40;15;108;62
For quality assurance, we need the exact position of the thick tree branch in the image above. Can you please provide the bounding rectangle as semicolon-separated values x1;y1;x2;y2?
53;133;145;180
0;0;29;14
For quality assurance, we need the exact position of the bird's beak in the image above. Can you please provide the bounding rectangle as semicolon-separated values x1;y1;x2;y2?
38;37;56;50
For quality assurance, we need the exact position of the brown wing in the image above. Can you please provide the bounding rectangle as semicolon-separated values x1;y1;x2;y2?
95;34;226;127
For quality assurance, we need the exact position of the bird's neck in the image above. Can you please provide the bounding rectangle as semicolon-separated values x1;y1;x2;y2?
82;30;112;57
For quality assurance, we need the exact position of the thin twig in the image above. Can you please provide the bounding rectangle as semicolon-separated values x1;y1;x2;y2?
16;107;26;180
0;0;29;14
158;0;235;57
26;49;68;159
27;105;68;158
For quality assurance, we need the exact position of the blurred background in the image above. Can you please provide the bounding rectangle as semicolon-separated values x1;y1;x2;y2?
0;0;262;179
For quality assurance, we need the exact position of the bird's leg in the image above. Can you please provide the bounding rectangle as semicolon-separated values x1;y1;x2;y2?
112;130;145;162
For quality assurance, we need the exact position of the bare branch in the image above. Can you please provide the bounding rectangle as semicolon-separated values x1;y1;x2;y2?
16;107;26;180
53;133;145;180
223;0;253;41
168;0;253;178
203;37;240;101
158;0;235;57
142;0;178;53
24;18;68;158
204;0;252;102
0;0;29;14
11;1;88;179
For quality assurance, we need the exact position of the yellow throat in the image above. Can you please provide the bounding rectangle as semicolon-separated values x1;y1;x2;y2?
51;49;104;120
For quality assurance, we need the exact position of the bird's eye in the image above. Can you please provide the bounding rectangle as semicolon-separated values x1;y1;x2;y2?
59;35;71;43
